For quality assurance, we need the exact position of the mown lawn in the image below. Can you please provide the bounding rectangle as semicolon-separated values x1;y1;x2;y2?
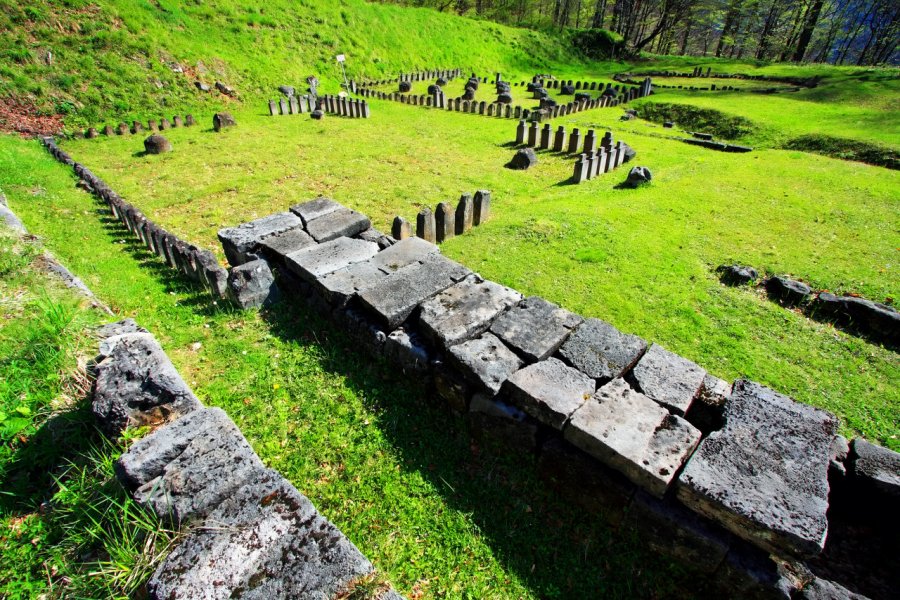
45;85;900;451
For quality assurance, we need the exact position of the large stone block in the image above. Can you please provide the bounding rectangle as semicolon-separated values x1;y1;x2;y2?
284;237;379;283
418;278;522;348
557;317;647;382
448;333;523;395
367;236;438;274
226;259;279;309
115;407;264;524
504;357;594;429
290;197;342;225
357;254;470;330
218;212;303;266
629;344;706;415
93;333;202;435
305;208;371;243
146;468;373;599
258;228;315;263
677;379;838;556
315;261;387;307
489;296;582;362
565;379;701;497
851;438;900;497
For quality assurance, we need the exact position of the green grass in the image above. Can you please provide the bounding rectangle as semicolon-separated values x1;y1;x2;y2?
1;134;714;599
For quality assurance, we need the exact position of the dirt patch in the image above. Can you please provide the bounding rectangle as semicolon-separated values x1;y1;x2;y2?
0;97;65;137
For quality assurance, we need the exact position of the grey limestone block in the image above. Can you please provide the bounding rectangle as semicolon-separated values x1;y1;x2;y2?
435;202;455;243
504;357;595;430
677;379;838;557
116;407;265;525
218;212;304;266
625;490;731;574
851;438;900;497
226;259;280;309
357;254;471;330
557;317;647;382
146;468;373;600
416;207;436;243
285;237;379;283
629;343;706;415
455;194;473;235
291;196;344;226
449;332;523;395
92;332;202;435
305;208;371;243
367;236;438;274
473;190;491;225
258;228;315;263
490;296;582;363
565;378;701;498
418;277;522;348
315;261;387;307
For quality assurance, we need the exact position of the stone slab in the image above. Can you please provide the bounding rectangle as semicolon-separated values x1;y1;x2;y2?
557;317;647;382
289;197;343;225
565;378;701;498
357;254;471;330
93;332;202;435
418;278;522;348
448;332;523;395
489;296;583;362
146;468;372;599
630;344;706;415
315;261;388;307
258;227;315;262
504;357;595;429
115;407;265;524
218;212;303;266
851;438;900;497
677;379;838;556
367;236;438;274
285;237;379;283
305;208;371;243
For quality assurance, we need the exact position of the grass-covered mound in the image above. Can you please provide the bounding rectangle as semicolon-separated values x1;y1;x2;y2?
636;102;756;139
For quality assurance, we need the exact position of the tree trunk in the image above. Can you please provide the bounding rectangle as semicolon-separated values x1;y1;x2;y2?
792;0;824;61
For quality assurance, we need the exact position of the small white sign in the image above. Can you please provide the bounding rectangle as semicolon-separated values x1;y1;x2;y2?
336;54;346;63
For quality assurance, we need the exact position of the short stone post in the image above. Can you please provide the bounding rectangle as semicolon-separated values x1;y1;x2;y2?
173;115;184;127
540;124;552;150
553;126;567;152
516;120;526;145
280;98;289;115
290;96;299;115
455;194;473;235
568;128;582;154
392;216;411;240
615;141;626;167
435;202;454;243
595;149;606;176
417;208;436;243
601;131;613;150
584;130;597;155
527;121;539;147
573;154;588;183
473;190;490;225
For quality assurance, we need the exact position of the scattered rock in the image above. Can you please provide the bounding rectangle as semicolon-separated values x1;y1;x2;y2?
143;134;172;155
278;85;295;97
399;81;411;93
311;109;324;120
427;84;441;95
497;92;512;104
624;166;652;188
765;276;811;306
717;264;758;286
811;293;899;342
194;81;210;92
509;148;537;170
664;121;674;128
226;258;280;309
215;81;236;96
560;84;575;95
619;142;637;163
212;112;236;131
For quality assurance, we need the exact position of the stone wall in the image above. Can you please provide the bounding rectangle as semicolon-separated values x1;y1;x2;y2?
217;198;899;599
40;137;230;300
89;319;404;600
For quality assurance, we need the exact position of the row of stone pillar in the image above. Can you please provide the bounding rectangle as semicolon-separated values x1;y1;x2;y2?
269;95;315;116
85;115;195;139
392;191;491;244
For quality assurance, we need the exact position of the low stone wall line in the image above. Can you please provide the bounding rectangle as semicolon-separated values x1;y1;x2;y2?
39;137;230;300
89;319;405;600
84;114;196;139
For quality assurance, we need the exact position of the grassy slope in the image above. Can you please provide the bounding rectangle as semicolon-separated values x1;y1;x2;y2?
1;0;584;127
1;136;705;599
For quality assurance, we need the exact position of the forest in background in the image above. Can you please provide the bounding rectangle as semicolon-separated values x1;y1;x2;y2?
378;0;899;65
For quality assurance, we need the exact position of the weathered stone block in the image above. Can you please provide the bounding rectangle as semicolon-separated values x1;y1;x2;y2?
504;357;595;429
851;438;900;497
315;261;387;307
686;374;731;433
565;378;701;497
93;333;202;435
678;379;838;556
391;216;411;240
357;254;470;330
115;407;264;524
490;296;582;362
285;237;378;283
385;327;432;374
473;190;491;225
289;197;342;226
629;344;706;415
218;212;303;266
435;202;455;243
258;227;315;262
448;333;523;395
557;317;647;382
419;277;522;348
226;259;280;309
304;208;371;243
368;236;438;274
146;468;372;599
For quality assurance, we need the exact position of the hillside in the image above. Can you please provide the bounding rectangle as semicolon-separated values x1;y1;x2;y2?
0;0;588;130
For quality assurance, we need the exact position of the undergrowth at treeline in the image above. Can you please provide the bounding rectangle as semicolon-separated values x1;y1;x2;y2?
0;230;177;598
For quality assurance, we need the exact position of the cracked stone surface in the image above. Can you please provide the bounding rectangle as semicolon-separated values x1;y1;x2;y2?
285;237;379;283
557;317;647;382
504;357;595;429
419;277;522;348
489;296;582;362
218;212;303;266
448;332;523;395
630;344;706;415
